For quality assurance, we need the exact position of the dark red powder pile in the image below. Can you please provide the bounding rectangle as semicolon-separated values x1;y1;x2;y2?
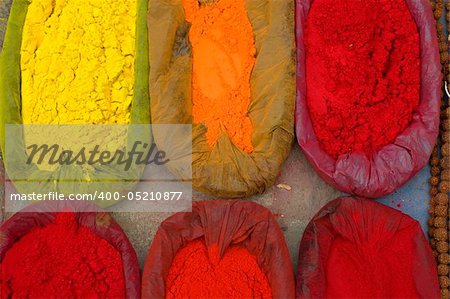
165;239;272;298
0;212;125;299
305;0;420;159
326;215;426;298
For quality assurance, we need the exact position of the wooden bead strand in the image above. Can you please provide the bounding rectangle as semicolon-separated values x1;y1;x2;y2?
429;0;450;298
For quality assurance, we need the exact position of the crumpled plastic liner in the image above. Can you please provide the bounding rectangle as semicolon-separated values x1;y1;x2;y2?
295;0;441;198
0;201;141;298
148;0;296;198
142;200;295;299
296;196;440;299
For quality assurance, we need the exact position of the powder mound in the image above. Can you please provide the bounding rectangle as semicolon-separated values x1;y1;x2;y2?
21;0;136;125
183;0;256;154
0;212;125;299
165;240;272;299
326;216;426;298
305;0;420;159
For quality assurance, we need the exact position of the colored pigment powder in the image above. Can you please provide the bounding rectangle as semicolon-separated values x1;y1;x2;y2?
19;0;138;171
21;0;136;125
0;213;125;299
305;0;420;159
182;0;256;153
326;225;422;298
165;240;272;298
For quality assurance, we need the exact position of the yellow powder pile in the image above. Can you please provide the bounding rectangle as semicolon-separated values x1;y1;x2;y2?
19;0;136;173
182;0;256;154
20;0;136;125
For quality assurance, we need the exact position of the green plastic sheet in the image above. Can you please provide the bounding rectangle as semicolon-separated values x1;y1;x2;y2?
0;0;150;207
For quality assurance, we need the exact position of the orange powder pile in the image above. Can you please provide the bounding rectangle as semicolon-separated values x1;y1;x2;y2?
165;240;273;298
182;0;256;153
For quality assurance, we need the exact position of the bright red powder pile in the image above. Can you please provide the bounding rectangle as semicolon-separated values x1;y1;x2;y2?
305;0;420;159
0;212;125;299
326;222;422;298
165;239;272;298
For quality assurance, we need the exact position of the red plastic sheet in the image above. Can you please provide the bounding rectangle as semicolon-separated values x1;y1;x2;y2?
295;0;441;198
297;196;440;299
142;200;295;299
0;202;140;298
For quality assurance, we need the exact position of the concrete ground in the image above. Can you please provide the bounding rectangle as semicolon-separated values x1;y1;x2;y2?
111;145;340;268
0;0;432;273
